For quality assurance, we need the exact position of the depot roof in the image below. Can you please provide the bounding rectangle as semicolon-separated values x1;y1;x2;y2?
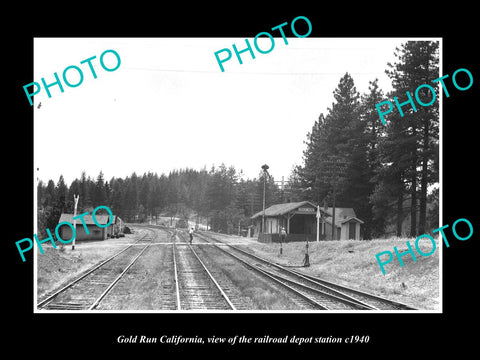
251;202;364;225
251;201;325;219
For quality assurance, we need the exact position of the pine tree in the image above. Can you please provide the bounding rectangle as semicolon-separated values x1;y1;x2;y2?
139;173;152;218
360;79;386;237
36;180;45;208
44;180;56;207
109;177;124;217
295;73;374;237
79;171;92;209
93;171;107;206
385;41;439;236
297;113;329;201
361;79;385;167
55;175;68;213
123;173;139;221
371;116;408;237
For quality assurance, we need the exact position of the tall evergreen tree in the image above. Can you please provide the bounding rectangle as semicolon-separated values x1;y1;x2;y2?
55;175;68;213
360;79;386;237
361;79;385;167
371;112;409;237
37;180;46;208
79;171;92;209
109;177;124;217
296;112;329;202
93;171;107;206
295;73;374;237
384;41;439;236
123;173;139;221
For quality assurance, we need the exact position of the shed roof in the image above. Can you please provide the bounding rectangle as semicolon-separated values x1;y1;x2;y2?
58;213;114;226
251;201;327;219
340;216;364;224
325;207;356;219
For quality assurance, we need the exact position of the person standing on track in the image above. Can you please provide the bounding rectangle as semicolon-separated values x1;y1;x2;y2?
189;227;194;244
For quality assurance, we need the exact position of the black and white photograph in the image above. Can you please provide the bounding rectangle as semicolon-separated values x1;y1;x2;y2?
32;37;440;313
7;6;478;355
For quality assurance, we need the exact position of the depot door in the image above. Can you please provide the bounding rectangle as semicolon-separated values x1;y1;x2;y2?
349;222;356;240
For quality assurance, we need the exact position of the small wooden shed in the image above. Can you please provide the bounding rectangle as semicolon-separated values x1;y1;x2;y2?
323;207;364;240
57;213;121;241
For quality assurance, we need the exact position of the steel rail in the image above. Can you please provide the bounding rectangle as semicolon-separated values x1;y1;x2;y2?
185;230;329;309
176;231;236;310
203;241;329;310
37;230;151;309
202;232;417;310
199;235;362;310
89;240;152;310
287;268;417;310
254;265;372;310
200;234;375;309
187;244;236;310
218;238;411;310
172;234;182;310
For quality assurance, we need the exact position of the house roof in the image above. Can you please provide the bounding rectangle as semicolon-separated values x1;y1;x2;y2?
251;201;329;219
58;213;114;225
323;208;363;227
341;216;364;224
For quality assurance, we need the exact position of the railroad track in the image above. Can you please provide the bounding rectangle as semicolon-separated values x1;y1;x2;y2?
174;232;235;310
190;241;342;310
37;229;156;310
285;268;415;310
193;232;368;310
195;231;417;311
38;223;414;311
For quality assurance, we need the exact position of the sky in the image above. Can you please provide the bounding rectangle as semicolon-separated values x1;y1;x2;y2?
33;37;426;185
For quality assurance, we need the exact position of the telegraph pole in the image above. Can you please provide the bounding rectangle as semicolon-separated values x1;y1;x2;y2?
321;155;346;240
261;164;269;234
332;182;336;240
72;194;79;250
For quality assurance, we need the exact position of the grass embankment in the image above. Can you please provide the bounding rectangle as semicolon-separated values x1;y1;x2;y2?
212;233;440;310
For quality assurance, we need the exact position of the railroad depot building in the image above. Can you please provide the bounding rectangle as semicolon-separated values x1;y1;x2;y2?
251;201;363;242
57;213;124;241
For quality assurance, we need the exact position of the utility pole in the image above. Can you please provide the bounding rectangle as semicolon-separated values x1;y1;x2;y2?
261;164;269;234
322;155;346;240
281;176;285;203
332;182;336;240
72;194;79;250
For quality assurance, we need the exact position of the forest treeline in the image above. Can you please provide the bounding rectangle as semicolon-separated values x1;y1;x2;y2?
37;166;285;235
37;41;439;239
